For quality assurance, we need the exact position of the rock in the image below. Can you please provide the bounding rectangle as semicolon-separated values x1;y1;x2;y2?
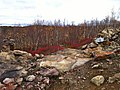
91;75;105;86
59;77;64;80
13;50;28;56
92;64;101;69
0;52;15;61
34;54;40;59
71;58;92;69
26;84;34;90
3;83;17;90
26;75;36;82
16;66;24;70
19;69;28;77
95;37;105;43
57;48;78;56
3;78;14;84
40;57;76;72
13;50;33;60
0;82;4;88
40;84;46;89
35;54;44;59
0;61;27;82
108;73;120;83
111;34;118;40
0;69;20;82
43;54;66;61
81;44;88;50
2;38;15;51
16;78;23;85
88;42;98;48
43;77;50;84
38;67;59;77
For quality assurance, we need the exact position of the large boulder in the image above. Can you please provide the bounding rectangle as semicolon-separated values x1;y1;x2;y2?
40;56;76;72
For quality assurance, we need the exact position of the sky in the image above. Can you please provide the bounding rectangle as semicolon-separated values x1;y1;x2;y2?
0;0;120;25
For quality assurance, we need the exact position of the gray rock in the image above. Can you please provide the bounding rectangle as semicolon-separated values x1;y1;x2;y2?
26;75;36;82
38;67;59;77
108;73;120;83
91;75;105;86
71;58;92;69
0;62;27;82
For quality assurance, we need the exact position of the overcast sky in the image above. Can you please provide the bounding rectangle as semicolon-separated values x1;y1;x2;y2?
0;0;120;25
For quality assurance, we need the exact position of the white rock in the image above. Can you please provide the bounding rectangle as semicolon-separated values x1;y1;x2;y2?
3;78;14;84
26;75;36;82
35;54;40;57
95;37;104;43
91;75;105;86
92;64;100;69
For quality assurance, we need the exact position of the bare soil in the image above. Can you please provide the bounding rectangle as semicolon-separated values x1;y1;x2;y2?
48;54;120;90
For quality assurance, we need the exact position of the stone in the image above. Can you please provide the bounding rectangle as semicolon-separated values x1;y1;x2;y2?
0;63;27;82
26;75;36;82
16;78;23;85
71;58;92;69
95;37;105;43
59;77;64;80
0;52;15;61
26;84;34;90
13;50;33;60
0;82;4;88
81;44;88;50
13;50;28;55
38;67;59;77
91;75;105;86
40;57;76;72
43;77;50;84
3;78;14;84
88;42;98;48
92;64;101;69
108;73;120;83
40;84;46;89
19;69;28;77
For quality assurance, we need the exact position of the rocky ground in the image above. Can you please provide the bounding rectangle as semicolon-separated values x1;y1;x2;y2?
0;27;120;90
49;53;120;90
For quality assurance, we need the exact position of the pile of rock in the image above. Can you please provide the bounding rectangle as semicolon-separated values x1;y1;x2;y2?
0;49;60;90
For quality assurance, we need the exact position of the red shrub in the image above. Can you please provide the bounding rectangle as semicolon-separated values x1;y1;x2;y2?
28;45;64;56
64;38;93;49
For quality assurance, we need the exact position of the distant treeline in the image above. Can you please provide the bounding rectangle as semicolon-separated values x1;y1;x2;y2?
0;16;120;51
